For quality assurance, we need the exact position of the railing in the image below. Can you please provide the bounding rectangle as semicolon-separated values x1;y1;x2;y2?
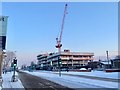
60;57;94;60
60;52;94;55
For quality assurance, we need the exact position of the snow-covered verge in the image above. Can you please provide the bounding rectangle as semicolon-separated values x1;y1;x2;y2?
54;71;120;79
21;70;119;89
2;71;24;89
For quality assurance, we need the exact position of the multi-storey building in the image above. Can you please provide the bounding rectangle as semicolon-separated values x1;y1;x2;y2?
37;54;48;69
37;50;94;70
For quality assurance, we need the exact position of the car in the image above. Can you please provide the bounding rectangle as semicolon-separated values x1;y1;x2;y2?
61;68;69;71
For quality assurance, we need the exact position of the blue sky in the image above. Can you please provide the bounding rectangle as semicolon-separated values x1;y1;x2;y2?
2;2;118;66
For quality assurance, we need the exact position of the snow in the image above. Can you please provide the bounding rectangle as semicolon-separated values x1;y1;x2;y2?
2;71;24;89
21;70;119;88
2;70;118;89
79;68;87;70
56;71;120;79
101;61;111;64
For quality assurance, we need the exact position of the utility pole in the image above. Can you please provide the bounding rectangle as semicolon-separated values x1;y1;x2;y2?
106;51;109;68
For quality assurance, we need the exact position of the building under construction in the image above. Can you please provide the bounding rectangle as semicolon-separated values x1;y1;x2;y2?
37;50;94;70
37;4;94;71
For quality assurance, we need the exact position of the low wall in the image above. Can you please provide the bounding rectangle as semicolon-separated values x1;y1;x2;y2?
105;69;120;72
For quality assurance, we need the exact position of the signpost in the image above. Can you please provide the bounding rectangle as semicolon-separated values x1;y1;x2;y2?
0;16;8;88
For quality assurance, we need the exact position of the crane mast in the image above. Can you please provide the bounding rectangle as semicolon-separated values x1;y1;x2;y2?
56;4;68;53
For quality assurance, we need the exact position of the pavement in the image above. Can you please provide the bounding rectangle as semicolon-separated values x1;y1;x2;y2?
1;71;24;89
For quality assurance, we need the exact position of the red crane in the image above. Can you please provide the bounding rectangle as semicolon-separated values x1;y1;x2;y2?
55;4;68;53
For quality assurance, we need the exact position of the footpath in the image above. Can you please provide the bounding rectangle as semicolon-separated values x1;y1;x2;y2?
1;71;24;89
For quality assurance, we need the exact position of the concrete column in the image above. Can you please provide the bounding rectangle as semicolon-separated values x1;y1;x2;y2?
72;59;73;67
50;61;52;66
83;60;84;66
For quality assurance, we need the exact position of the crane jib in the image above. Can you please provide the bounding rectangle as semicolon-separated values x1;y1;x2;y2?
55;4;68;52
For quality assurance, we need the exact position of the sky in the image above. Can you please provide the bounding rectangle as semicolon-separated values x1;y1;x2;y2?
1;2;118;66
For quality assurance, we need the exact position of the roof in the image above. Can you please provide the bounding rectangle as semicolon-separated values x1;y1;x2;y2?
101;61;111;65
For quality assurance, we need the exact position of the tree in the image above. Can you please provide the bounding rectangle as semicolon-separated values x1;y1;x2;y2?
21;64;27;70
30;61;36;70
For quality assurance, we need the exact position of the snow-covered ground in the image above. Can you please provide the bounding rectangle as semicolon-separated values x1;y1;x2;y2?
2;71;24;89
22;70;119;89
55;71;120;79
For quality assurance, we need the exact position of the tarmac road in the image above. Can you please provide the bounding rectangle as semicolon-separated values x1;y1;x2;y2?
18;71;73;90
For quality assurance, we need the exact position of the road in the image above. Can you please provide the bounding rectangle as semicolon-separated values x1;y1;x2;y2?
20;70;119;89
18;71;73;90
18;70;119;90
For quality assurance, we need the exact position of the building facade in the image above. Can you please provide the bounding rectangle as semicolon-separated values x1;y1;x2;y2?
37;50;94;70
37;54;49;70
111;59;120;69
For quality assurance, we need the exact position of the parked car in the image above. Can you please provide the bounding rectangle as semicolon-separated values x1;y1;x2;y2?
61;68;69;71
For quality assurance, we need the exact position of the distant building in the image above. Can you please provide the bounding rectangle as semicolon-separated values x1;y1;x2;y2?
99;55;120;70
89;59;120;70
111;59;120;69
100;60;112;70
88;61;102;70
37;50;94;70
